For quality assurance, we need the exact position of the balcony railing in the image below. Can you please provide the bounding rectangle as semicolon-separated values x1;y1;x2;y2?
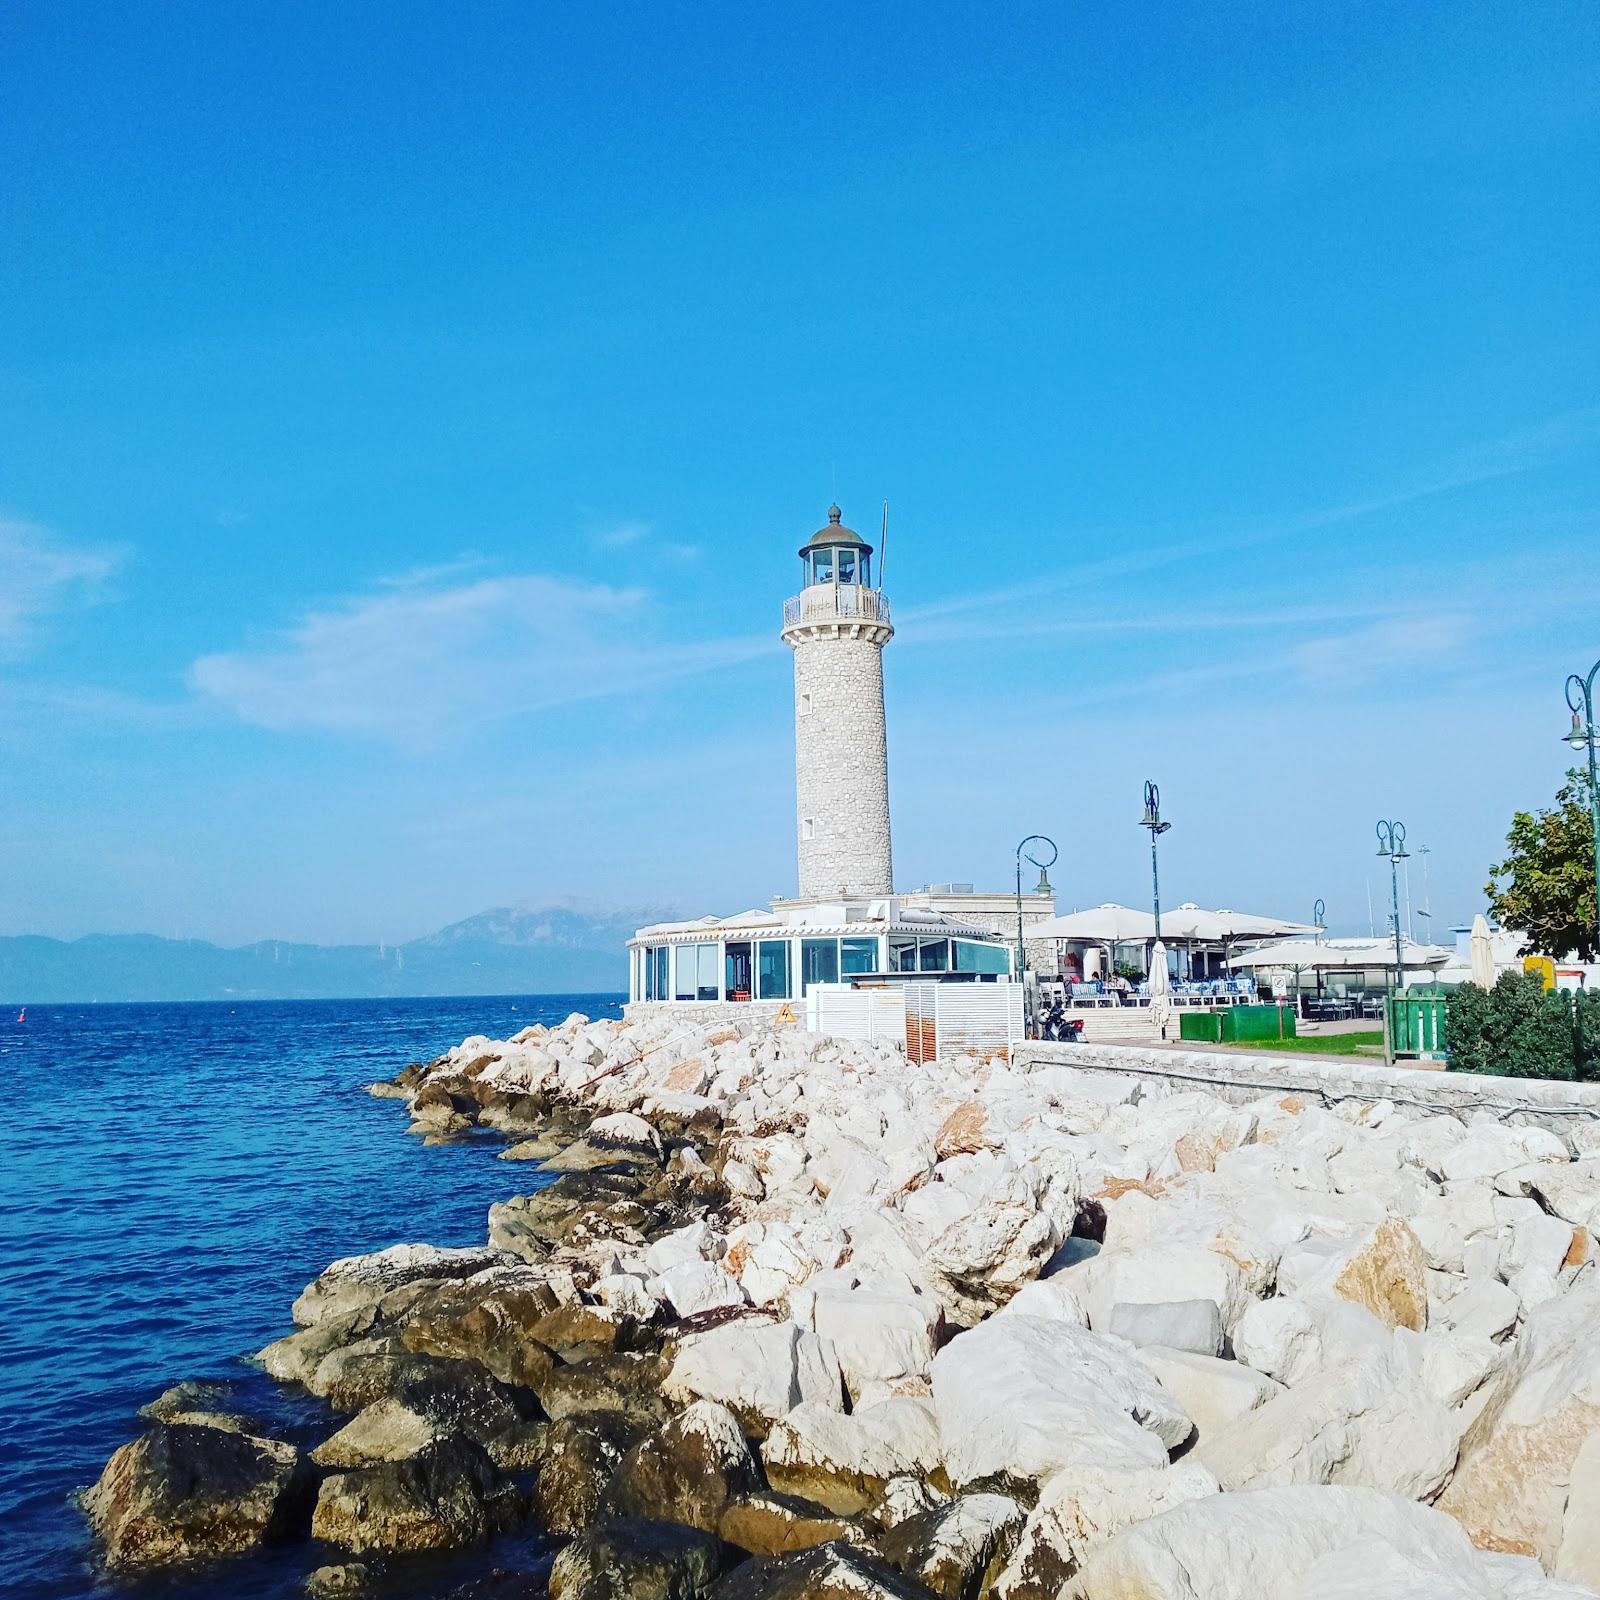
782;585;891;629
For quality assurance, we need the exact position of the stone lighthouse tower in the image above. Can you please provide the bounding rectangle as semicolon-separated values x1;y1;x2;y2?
780;504;894;900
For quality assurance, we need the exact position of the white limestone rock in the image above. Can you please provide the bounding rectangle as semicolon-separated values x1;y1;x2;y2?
931;1314;1191;1492
1104;1298;1223;1357
992;1463;1219;1600
654;1260;746;1319
762;1398;942;1516
1197;1345;1461;1501
1133;1347;1285;1442
663;1318;842;1437
1082;1242;1251;1339
1440;1273;1600;1564
804;1281;940;1402
1556;1430;1600;1590
994;1276;1089;1325
1232;1292;1396;1387
587;1111;663;1159
1064;1485;1530;1600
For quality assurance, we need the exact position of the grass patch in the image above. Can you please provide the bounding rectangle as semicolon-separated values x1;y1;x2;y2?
1225;1030;1385;1057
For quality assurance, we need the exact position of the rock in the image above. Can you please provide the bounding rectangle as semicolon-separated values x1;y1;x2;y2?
872;1475;951;1530
311;1437;522;1553
305;1563;373;1598
720;1491;862;1557
1079;1243;1250;1339
879;1492;1025;1600
930;1316;1190;1492
657;1260;747;1319
1556;1430;1600;1588
708;1540;937;1600
537;1352;672;1430
292;1244;504;1326
1104;1298;1223;1357
1131;1348;1284;1442
1440;1277;1522;1341
1412;1328;1504;1410
310;1369;544;1473
991;1463;1218;1600
1323;1216;1429;1332
1440;1274;1600;1563
993;1278;1088;1325
806;1282;941;1401
1197;1345;1460;1500
401;1281;565;1389
548;1519;723;1600
1064;1484;1535;1600
531;1300;649;1362
501;1135;566;1160
138;1382;254;1434
84;1421;311;1570
531;1413;638;1535
923;1159;1075;1322
664;1319;842;1437
607;1401;762;1533
1231;1292;1395;1387
589;1111;666;1160
763;1400;944;1516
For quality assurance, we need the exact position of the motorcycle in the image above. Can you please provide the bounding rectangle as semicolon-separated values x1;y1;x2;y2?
1040;1001;1084;1042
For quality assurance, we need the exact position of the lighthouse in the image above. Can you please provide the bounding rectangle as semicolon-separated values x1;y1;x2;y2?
780;504;895;901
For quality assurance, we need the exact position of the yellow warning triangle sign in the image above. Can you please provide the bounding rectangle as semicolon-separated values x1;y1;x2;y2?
774;1003;797;1025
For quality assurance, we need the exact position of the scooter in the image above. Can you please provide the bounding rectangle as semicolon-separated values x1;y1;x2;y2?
1041;1001;1084;1042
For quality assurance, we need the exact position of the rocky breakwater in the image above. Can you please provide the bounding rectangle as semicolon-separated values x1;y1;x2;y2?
83;1010;1600;1599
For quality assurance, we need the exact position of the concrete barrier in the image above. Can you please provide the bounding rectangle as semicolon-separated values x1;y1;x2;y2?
1012;1039;1600;1132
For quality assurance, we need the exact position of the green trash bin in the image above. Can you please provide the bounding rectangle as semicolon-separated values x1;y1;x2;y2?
1179;1012;1224;1044
1218;1005;1297;1043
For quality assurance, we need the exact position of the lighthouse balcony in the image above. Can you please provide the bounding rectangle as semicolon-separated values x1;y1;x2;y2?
782;584;891;630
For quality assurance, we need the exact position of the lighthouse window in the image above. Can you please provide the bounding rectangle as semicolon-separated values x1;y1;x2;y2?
802;817;816;841
757;939;791;1000
836;550;856;585
675;942;718;1002
811;549;833;584
801;938;840;993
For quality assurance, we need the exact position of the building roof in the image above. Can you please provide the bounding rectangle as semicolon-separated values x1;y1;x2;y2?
798;503;873;557
629;900;996;945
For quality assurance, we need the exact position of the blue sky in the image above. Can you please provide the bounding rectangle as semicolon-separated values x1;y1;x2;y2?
2;1;1597;946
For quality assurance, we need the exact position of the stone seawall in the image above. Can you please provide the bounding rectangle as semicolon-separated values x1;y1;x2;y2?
1012;1039;1600;1134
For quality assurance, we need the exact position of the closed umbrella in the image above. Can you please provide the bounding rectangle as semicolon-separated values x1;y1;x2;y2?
1148;939;1171;994
1470;915;1495;988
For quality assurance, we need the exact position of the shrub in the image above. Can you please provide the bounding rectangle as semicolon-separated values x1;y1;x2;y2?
1446;971;1578;1080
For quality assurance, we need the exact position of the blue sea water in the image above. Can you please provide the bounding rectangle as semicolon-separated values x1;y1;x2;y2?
0;994;625;1600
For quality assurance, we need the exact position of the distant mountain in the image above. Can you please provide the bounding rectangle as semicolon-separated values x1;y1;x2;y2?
0;903;677;1003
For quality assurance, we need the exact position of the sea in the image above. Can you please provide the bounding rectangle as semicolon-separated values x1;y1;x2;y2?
0;994;626;1600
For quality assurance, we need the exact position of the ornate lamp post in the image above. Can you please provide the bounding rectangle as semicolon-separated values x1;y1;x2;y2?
1139;781;1172;945
1376;821;1410;990
1564;659;1600;946
1014;835;1057;979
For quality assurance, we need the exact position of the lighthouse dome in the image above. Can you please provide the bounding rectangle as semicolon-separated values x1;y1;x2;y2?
798;503;873;558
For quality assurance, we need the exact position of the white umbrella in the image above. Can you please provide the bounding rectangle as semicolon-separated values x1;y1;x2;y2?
1229;937;1453;972
1148;939;1171;994
1470;915;1495;988
1029;904;1158;942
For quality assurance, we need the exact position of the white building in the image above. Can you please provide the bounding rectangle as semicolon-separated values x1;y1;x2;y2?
627;505;1037;1016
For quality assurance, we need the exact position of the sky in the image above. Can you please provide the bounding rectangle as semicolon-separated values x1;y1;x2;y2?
1;1;1597;948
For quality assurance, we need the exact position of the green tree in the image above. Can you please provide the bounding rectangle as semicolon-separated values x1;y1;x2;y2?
1485;768;1598;962
1447;971;1577;1080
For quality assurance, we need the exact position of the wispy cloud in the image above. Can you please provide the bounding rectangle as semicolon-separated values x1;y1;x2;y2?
593;520;651;549
189;569;770;744
0;516;121;655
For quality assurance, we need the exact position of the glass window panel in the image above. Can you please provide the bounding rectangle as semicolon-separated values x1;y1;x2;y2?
696;943;718;1001
858;553;871;586
675;945;697;1001
955;939;1011;974
889;937;918;973
801;938;840;993
841;937;878;975
758;940;791;1000
812;549;833;583
725;941;753;999
918;938;951;972
837;550;856;584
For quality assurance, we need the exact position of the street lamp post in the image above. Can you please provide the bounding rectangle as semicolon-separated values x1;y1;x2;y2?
1014;835;1057;980
1565;659;1600;947
1376;821;1410;990
1139;781;1172;945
